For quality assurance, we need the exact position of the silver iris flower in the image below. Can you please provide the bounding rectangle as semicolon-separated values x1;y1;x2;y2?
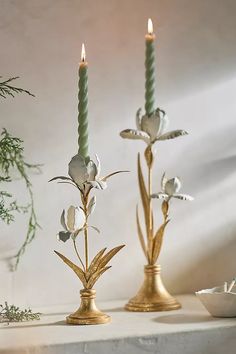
120;108;188;145
151;173;194;202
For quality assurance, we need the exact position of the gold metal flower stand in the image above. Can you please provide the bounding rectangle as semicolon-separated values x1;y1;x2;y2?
125;265;181;312
67;289;110;325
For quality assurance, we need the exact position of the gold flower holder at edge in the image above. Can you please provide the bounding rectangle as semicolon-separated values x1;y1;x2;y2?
125;146;181;311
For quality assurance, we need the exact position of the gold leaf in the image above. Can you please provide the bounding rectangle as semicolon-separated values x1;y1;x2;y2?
54;250;87;288
162;200;169;218
151;220;169;264
86;266;111;289
137;153;150;236
136;205;147;259
144;145;153;168
87;247;107;277
98;245;125;269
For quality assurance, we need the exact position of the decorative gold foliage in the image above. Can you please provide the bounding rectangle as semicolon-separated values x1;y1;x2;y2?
136;152;170;265
162;200;169;219
87;247;107;277
54;251;87;288
86;266;111;289
144;145;153;168
151;220;169;264
54;245;125;289
99;245;125;269
137;153;150;238
136;206;147;257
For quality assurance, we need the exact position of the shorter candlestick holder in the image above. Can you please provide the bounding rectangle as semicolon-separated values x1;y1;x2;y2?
125;265;180;312
50;153;126;325
67;289;110;325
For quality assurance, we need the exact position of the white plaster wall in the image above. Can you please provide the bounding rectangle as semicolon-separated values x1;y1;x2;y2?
0;0;236;307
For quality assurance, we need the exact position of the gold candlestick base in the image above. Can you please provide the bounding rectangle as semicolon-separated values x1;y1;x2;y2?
125;265;181;312
66;289;110;325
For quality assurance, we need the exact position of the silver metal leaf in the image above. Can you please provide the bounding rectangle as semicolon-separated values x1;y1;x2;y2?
89;180;107;190
90;226;100;233
49;176;72;182
87;196;96;215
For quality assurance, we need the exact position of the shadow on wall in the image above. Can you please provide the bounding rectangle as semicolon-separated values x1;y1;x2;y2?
171;124;236;195
171;222;236;294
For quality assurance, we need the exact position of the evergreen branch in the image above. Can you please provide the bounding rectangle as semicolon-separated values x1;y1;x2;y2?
0;128;41;269
0;77;35;98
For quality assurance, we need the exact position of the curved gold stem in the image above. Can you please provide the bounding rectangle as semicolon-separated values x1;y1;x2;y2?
73;239;85;272
147;163;153;264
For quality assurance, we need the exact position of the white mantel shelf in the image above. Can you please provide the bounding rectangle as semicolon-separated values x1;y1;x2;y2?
0;295;235;354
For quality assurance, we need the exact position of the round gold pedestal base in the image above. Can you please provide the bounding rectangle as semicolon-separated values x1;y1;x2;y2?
66;289;110;325
125;297;181;312
66;313;110;325
125;265;181;312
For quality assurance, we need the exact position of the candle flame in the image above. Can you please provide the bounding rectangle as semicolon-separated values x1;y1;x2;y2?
81;43;86;62
148;18;153;34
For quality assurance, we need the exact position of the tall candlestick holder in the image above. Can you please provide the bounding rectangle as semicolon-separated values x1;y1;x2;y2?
50;154;126;324
120;108;193;311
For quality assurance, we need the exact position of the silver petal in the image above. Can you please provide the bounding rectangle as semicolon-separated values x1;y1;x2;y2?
58;231;71;242
68;154;88;186
87;159;97;181
74;207;86;230
60;209;67;231
161;172;168;192
120;129;150;144
95;154;101;178
173;194;194;201
151;193;168;199
157;130;188;141
66;205;76;231
141;114;160;141
136;108;142;130
156;109;169;137
165;177;181;195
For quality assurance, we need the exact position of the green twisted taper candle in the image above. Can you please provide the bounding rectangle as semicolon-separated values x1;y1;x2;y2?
78;43;89;160
145;19;156;116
